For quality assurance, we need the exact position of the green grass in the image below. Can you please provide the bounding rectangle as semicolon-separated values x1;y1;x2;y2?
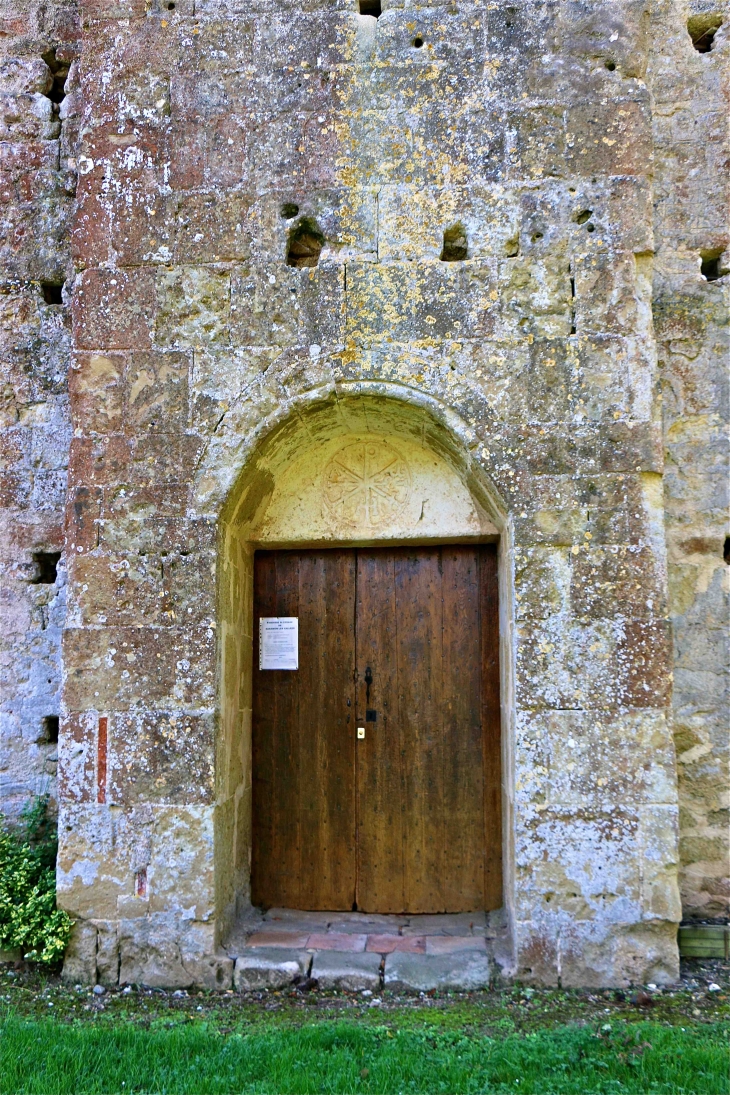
1;1015;727;1095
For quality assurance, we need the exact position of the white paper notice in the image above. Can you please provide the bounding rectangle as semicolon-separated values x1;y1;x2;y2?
259;617;299;670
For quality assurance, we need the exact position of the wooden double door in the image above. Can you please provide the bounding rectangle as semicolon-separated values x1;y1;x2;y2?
251;545;501;914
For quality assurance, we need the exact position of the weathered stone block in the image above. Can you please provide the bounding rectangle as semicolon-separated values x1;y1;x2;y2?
95;919;120;985
61;920;97;984
73;269;156;352
148;807;216;921
498;257;572;339
311;951;382;991
233;948;309;991
565;98;652;175
375;9;485;67
109;711;215;805
62;625;217;711
118;918;192;988
155;266;230;350
175;192;251;264
230;262;345;349
384;951;490;992
68;354;124;432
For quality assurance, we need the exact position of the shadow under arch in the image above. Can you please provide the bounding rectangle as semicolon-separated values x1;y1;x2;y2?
213;386;515;948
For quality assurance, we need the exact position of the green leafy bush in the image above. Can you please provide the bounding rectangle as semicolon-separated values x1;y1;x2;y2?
0;796;73;965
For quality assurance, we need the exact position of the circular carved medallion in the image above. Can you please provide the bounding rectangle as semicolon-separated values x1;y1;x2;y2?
323;441;411;528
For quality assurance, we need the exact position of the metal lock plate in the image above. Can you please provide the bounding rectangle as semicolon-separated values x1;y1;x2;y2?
357;726;365;740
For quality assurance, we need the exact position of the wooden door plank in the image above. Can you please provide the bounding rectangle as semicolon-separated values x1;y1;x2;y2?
441;546;486;910
298;551;356;909
395;549;445;913
252;551;302;907
355;550;405;913
251;551;277;907
479;545;503;910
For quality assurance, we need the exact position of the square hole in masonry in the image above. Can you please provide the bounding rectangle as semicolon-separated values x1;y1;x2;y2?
39;716;60;744
31;551;61;584
687;13;723;52
41;282;64;304
700;249;728;282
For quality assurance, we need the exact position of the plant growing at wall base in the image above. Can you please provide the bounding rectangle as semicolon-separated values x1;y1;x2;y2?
0;796;72;966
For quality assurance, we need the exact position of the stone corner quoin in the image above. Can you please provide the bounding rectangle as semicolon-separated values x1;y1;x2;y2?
1;0;727;989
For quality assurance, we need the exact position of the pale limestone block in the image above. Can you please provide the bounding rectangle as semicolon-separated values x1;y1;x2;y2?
183;954;234;990
234;949;310;991
118;916;199;989
640;805;682;923
559;919;679;988
311;951;382;992
384;951;490;992
514;806;642;924
149;806;216;921
94;920;120;985
61;920;97;984
57;806;130;920
535;710;677;807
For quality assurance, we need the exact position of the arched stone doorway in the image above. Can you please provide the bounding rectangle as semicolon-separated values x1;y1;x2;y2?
215;390;511;931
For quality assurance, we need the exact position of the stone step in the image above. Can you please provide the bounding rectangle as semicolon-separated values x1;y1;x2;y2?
311;951;382;992
384;950;491;992
233;948;310;991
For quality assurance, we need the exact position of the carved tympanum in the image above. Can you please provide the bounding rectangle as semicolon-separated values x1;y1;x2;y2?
322;440;411;528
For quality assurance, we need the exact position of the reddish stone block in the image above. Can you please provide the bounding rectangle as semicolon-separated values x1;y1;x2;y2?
73;268;156;351
365;935;426;954
109;709;215;805
618;619;672;708
65;484;102;553
124;351;190;432
113;192;176;268
63;625;217;711
72;177;113;267
69;353;125;431
174;192;251;264
245;931;310;949
68;436;132;486
306;933;367;952
0;142;59;203
566;98;652;176
130;432;205;489
425;936;486;955
104;483;191;520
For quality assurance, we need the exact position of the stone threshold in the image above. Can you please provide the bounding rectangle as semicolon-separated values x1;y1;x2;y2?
223;908;506;993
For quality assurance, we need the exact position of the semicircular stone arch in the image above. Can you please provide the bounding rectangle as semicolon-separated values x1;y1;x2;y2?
213;384;515;942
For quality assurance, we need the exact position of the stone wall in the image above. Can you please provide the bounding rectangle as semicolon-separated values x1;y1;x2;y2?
0;0;726;986
57;0;685;988
648;0;729;920
0;0;78;819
